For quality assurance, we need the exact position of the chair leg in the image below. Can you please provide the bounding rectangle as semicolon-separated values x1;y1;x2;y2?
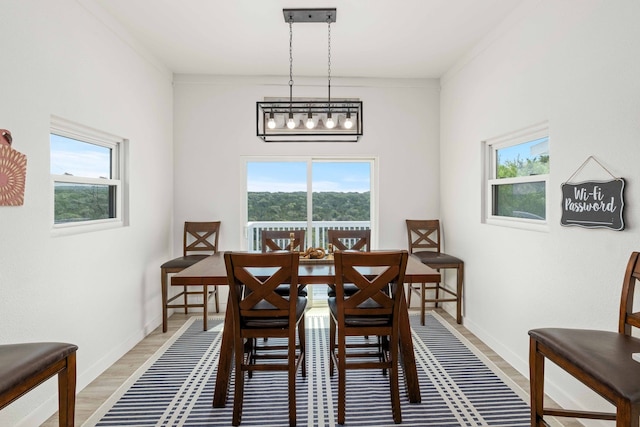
183;285;189;314
407;283;413;307
214;285;220;313
389;334;401;424
529;337;545;427
456;263;464;324
288;331;297;427
203;285;208;331
420;283;426;326
617;402;639;427
299;316;306;378
233;339;245;426
337;331;347;425
161;268;169;333
329;316;336;376
58;352;76;427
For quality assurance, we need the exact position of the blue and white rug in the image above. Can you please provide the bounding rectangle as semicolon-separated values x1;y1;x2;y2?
83;313;535;427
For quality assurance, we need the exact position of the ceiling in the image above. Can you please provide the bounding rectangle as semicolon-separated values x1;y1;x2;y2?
91;0;524;79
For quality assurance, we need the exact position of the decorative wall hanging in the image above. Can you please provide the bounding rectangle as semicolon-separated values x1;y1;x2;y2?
0;129;27;206
561;156;624;230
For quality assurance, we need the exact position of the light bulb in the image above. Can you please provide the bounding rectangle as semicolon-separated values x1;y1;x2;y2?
343;113;353;129
267;114;276;129
286;114;296;129
305;113;315;129
326;113;335;129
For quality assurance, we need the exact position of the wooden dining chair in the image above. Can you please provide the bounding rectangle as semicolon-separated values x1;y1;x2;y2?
529;251;640;426
261;229;305;253
261;229;306;296
327;229;371;298
224;251;306;427
405;219;464;325
328;250;409;425
327;228;370;252
160;221;220;332
0;342;77;427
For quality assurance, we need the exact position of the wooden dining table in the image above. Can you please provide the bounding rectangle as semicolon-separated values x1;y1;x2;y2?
171;252;440;406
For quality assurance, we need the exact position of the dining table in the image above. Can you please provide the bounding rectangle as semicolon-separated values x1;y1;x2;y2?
171;251;440;406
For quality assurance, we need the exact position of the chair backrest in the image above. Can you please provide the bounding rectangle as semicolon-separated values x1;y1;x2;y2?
619;251;640;335
224;251;300;324
333;250;408;318
328;229;371;252
261;229;305;252
406;219;441;254
184;221;220;256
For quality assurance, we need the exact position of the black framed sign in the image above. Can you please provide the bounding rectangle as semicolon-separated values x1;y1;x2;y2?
561;178;625;230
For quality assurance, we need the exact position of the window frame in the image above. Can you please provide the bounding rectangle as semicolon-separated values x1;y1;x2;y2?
482;122;550;232
240;156;378;250
50;116;129;235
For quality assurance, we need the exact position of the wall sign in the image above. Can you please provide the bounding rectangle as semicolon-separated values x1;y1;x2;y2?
561;178;625;230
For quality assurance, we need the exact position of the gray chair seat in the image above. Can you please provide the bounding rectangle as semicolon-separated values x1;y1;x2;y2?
160;254;209;269
412;251;463;266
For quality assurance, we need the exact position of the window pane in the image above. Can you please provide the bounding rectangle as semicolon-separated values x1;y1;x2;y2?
51;134;112;179
54;182;115;223
247;162;307;221
496;136;549;179
493;182;546;220
312;162;371;248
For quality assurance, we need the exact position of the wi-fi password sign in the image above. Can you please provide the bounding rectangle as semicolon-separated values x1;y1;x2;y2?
561;179;625;230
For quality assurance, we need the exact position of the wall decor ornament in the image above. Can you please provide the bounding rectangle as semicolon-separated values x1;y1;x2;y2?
561;156;625;230
0;129;27;206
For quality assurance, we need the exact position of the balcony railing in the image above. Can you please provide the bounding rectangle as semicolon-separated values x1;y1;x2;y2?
246;221;370;252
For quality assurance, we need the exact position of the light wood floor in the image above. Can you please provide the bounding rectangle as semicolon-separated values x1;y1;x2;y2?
42;308;583;427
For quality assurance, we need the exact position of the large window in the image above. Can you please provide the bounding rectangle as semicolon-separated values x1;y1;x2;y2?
244;158;374;250
483;123;549;229
50;117;128;232
243;157;374;306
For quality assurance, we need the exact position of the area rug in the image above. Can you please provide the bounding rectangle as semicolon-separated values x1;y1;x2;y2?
83;313;535;427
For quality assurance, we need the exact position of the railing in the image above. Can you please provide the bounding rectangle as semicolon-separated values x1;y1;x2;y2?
246;221;370;252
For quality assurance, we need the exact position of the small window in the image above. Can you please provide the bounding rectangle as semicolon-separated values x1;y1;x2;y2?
50;117;128;232
483;123;549;229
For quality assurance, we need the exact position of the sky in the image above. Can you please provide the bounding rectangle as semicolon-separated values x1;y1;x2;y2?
50;134;111;178
497;136;549;165
247;161;370;193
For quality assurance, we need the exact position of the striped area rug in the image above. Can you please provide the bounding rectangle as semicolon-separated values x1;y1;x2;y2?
84;313;533;427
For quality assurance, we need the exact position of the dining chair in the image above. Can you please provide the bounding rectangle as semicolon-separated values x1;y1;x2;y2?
528;251;640;426
261;229;307;296
327;228;370;252
160;221;220;332
224;251;306;427
261;229;305;252
405;219;464;325
326;229;371;298
328;250;409;425
0;342;77;427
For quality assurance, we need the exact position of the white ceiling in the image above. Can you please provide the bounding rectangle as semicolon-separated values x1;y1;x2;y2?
91;0;524;79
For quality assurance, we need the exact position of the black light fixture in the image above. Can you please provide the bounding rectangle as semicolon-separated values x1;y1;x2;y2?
256;8;363;143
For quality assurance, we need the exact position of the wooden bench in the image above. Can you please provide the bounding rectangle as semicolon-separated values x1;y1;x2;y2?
0;342;77;426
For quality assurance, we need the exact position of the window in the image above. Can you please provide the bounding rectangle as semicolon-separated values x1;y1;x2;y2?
483;123;549;229
243;157;375;306
50;116;128;233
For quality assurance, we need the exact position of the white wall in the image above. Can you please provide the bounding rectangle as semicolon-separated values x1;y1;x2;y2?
0;1;174;425
440;0;640;422
172;75;441;305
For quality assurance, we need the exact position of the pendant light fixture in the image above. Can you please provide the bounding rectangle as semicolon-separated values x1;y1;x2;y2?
256;8;363;143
